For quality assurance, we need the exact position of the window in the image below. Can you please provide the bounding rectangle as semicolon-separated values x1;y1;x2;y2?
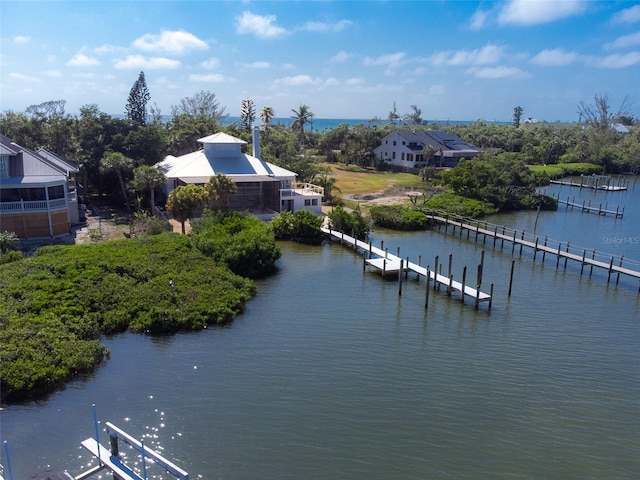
401;153;405;160
312;199;318;205
48;185;65;200
392;141;396;146
305;199;311;206
392;152;396;159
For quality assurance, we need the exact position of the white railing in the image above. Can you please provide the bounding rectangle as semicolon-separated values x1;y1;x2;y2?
0;199;68;212
281;182;324;197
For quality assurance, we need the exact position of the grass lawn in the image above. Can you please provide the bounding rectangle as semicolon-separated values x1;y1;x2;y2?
321;163;425;197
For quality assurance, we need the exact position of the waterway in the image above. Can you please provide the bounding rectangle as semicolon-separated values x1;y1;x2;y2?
2;179;639;480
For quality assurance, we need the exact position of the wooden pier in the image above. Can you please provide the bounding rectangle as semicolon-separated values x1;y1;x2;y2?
423;211;640;290
553;194;624;218
549;174;628;191
322;227;493;309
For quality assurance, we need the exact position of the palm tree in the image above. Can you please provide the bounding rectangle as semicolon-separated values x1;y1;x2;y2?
260;106;275;130
291;104;314;142
313;173;341;205
203;174;237;211
166;184;203;234
100;151;133;211
132;165;166;212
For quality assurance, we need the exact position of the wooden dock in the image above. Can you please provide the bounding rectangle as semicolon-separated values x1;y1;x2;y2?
554;195;624;218
322;227;493;308
549;175;628;191
423;211;640;290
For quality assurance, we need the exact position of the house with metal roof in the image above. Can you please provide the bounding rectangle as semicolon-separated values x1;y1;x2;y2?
0;134;80;238
374;130;479;171
157;127;323;217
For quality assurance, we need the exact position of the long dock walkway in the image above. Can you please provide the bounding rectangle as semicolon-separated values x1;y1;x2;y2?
550;193;625;218
423;211;640;289
322;227;492;307
549;175;628;191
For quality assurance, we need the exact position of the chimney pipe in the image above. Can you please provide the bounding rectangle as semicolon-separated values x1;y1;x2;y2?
252;125;260;159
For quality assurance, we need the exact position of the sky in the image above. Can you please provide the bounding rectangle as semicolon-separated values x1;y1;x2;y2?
1;0;640;123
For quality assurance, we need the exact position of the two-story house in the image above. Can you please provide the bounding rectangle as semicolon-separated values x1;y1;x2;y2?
157;127;324;218
0;135;80;238
374;130;479;171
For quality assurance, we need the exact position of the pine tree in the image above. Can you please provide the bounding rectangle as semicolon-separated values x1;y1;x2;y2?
126;71;151;125
240;98;256;132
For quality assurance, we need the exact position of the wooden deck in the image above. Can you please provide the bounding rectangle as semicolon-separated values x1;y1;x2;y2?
549;178;627;191
322;228;492;304
555;197;624;218
423;212;640;285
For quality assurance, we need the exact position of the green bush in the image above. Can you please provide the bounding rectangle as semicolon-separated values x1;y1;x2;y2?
0;232;256;402
190;210;282;278
369;205;428;231
272;210;324;244
327;205;370;240
424;193;498;218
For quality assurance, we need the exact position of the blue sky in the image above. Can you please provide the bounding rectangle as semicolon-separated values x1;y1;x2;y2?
1;1;639;122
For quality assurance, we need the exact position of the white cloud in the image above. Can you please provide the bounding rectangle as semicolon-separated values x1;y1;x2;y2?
466;66;530;79
236;11;287;38
274;75;320;86
530;48;579;66
345;77;364;86
67;52;100;67
428;85;445;96
13;35;30;44
200;57;220;70
325;77;340;86
189;73;225;83
469;9;489;30
10;72;39;82
299;20;353;33
592;52;640;68
611;5;640;24
499;0;586;26
44;70;62;77
132;30;208;55
431;44;503;66
331;51;352;63
605;32;640;50
94;44;125;55
243;61;270;69
363;52;406;68
113;55;181;70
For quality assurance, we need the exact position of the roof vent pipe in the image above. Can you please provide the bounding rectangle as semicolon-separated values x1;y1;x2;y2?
252;125;260;159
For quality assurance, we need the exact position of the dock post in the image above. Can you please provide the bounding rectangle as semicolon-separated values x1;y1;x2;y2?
580;249;586;275
542;236;548;263
461;266;467;304
397;246;400;257
475;283;480;310
520;230;524;256
438;264;443;291
556;243;561;269
406;257;410;279
534;237;539;261
564;242;570;269
425;267;431;309
475;221;479;241
501;226;505;249
447;274;453;296
382;258;386;277
508;259;515;296
92;404;103;467
434;256;439;290
493;226;498;247
417;255;422;281
380;240;384;251
511;230;517;255
398;259;404;296
607;256;614;283
448;254;453;280
617;256;623;285
368;241;372;259
489;284;494;310
385;247;388;259
590;249;595;276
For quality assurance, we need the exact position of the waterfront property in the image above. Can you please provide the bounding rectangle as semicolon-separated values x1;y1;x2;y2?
157;127;323;218
0;134;80;238
374;130;479;171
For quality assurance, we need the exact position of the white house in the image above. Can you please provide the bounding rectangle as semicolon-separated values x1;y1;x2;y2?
374;130;479;170
0;134;80;238
157;127;323;217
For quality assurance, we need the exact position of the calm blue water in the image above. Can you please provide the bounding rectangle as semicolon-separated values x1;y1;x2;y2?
2;179;639;480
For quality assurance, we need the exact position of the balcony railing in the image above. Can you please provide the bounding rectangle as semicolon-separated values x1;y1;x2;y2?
280;182;324;197
0;198;69;213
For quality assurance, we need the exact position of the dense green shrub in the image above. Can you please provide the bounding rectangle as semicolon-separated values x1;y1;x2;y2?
271;210;325;244
0;232;256;402
369;205;428;231
423;193;498;218
190;210;282;278
327;205;370;240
